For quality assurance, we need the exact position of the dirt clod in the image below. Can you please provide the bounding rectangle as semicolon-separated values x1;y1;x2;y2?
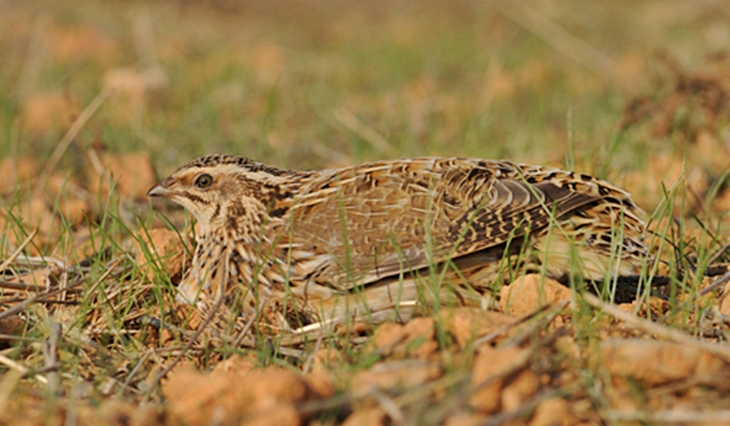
371;317;438;359
438;308;517;348
469;345;529;414
500;275;571;316
164;366;324;426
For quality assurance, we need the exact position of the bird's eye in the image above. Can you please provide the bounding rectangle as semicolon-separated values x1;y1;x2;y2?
194;173;214;189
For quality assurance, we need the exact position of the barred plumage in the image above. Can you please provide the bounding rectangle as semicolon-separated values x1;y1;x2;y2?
148;155;650;337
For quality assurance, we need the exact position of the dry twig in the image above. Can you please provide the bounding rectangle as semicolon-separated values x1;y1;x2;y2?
42;322;62;396
0;229;38;273
583;292;730;362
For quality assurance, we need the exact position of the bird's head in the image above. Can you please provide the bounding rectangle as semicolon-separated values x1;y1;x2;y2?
148;154;296;235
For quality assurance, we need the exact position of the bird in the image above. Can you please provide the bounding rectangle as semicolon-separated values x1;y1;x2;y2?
147;155;650;339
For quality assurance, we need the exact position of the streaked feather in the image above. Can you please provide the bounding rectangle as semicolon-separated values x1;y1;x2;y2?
148;155;650;339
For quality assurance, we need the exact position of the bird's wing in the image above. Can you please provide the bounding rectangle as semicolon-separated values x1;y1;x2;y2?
276;157;619;290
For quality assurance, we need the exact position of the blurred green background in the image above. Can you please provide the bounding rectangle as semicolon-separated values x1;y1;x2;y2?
2;0;730;199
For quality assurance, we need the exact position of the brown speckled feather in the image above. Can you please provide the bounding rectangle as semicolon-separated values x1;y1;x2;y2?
276;158;642;290
148;155;650;338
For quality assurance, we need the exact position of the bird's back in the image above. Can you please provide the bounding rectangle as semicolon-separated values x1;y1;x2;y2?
267;157;648;293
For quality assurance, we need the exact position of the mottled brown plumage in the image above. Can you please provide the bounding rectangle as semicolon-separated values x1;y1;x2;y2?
148;155;650;337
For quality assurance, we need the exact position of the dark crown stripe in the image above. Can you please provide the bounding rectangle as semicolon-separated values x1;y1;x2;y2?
180;154;294;177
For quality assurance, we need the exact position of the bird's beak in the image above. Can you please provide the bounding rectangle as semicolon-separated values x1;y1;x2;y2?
147;178;173;198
